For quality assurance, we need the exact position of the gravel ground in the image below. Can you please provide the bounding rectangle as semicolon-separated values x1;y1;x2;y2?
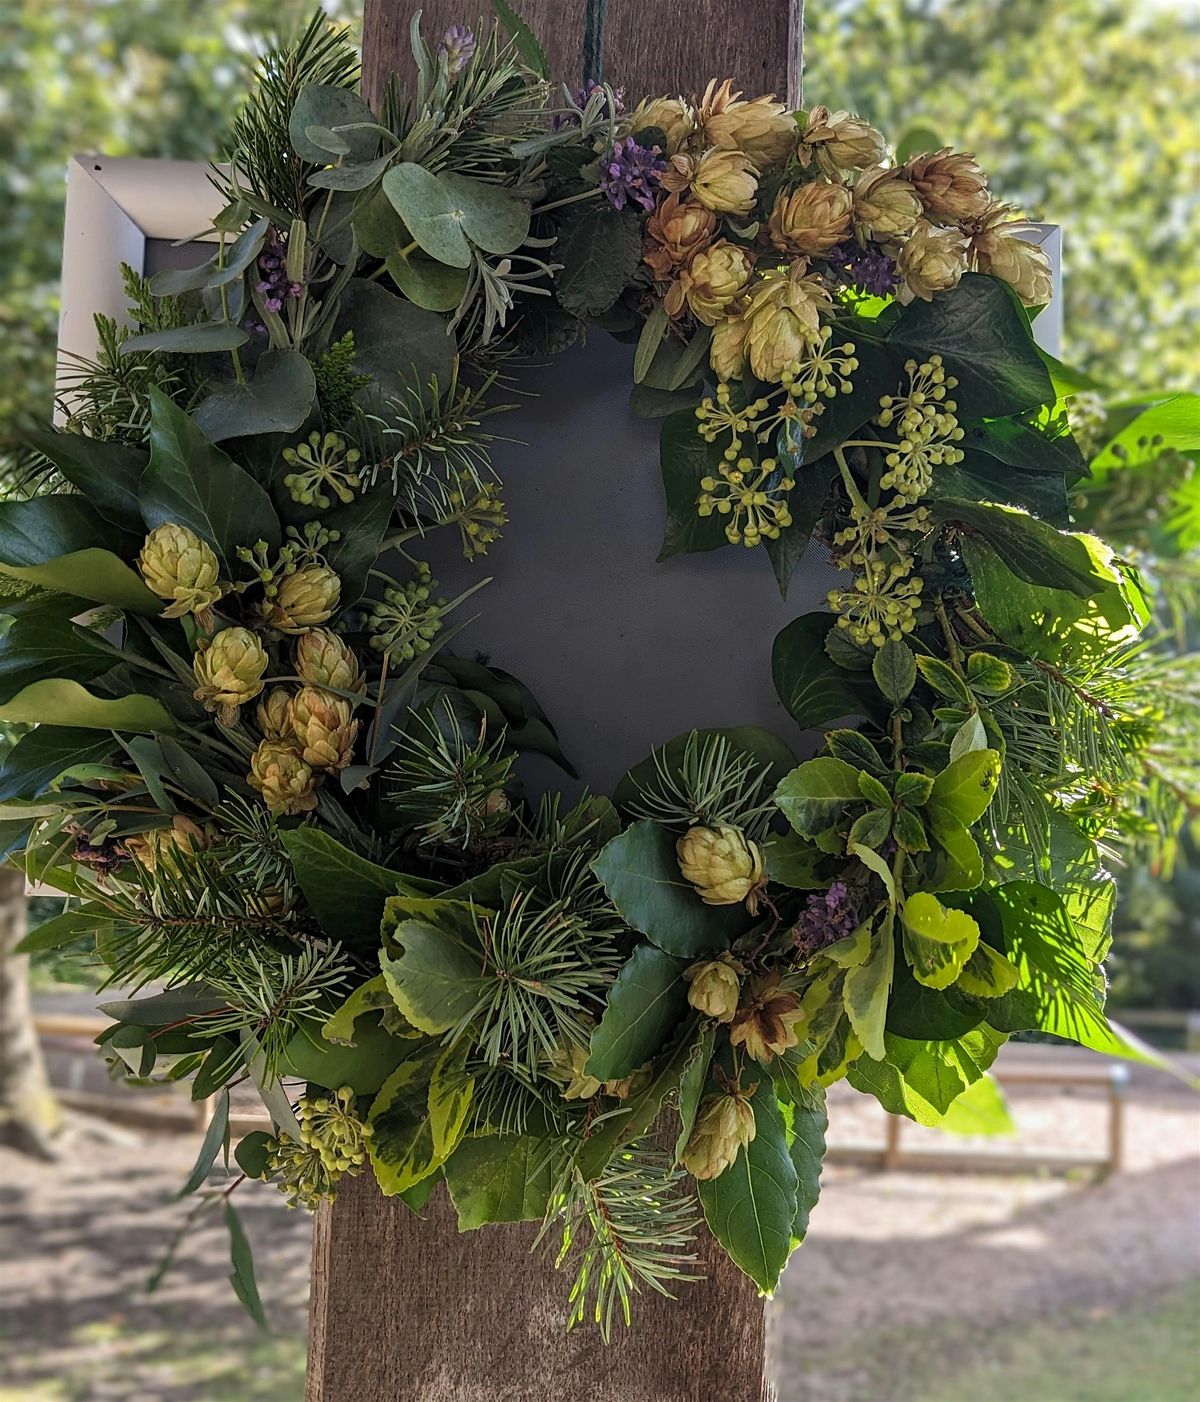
1;1068;1197;1401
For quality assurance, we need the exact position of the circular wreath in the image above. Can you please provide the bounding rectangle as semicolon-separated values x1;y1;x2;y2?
3;12;1183;1333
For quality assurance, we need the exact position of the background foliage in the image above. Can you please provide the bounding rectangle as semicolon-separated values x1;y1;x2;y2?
804;0;1200;391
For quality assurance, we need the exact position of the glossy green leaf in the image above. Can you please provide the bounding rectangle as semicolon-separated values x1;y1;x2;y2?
872;638;916;703
444;1134;554;1229
0;615;114;704
386;250;470;310
280;1013;409;1095
281;828;423;946
19;431;145;532
843;915;895;1059
0;678;174;733
367;1042;444;1197
774;757;864;838
380;901;486;1034
224;1203;267;1330
591;820;747;957
772;614;880;728
927;749;1000;827
586;943;686;1081
657;407;729;558
697;1082;798;1294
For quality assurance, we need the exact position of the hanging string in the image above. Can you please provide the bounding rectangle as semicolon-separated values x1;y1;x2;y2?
581;0;607;86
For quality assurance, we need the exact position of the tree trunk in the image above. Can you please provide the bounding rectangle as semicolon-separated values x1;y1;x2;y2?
362;0;804;108
305;4;803;1396
0;863;59;1158
307;1173;771;1402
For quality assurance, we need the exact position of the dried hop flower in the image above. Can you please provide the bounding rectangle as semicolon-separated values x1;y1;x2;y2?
684;953;745;1022
262;563;341;634
193;626;268;725
767;181;855;258
729;972;806;1062
294;628;363;693
124;815;209;874
681;1090;756;1180
670;240;754;324
701;81;797;167
288;685;359;772
800;106;887;175
852;166;924;241
744;262;834;382
709;312;751;381
643;193;718;280
671;147;759;216
552;1042;602;1101
248;739;318;816
257;685;293;740
626;96;696;156
137;523;224;624
969;209;1054;306
677;823;766;911
895;222;969;304
904;147;990;222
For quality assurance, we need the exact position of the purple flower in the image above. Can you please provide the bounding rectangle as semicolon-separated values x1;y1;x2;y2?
598;137;667;214
576;79;624;118
438;25;476;78
254;228;304;321
793;881;860;954
828;240;898;298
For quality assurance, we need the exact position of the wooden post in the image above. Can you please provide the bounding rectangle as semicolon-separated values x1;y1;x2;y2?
306;5;803;1398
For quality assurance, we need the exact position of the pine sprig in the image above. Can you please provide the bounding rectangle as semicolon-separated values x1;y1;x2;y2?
542;1142;701;1340
627;731;775;838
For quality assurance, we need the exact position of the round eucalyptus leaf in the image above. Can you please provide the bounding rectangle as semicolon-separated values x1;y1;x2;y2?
437;171;531;256
382;163;473;268
386;251;470;311
288;83;379;165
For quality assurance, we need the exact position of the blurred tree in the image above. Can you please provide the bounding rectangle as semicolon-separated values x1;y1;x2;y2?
1107;841;1200;1012
804;0;1200;391
0;0;359;435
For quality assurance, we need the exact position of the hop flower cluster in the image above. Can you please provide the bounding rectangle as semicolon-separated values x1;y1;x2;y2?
282;430;363;509
266;1086;373;1211
442;472;507;560
875;356;965;501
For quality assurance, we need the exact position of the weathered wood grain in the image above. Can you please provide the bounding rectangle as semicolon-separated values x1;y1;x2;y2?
306;1171;773;1402
362;0;804;107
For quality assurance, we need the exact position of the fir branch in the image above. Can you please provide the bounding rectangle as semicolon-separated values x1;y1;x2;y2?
627;731;775;838
541;1141;701;1340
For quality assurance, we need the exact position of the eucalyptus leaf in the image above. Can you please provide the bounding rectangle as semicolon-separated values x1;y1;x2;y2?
192;350;316;441
289;83;379;165
121;322;249;355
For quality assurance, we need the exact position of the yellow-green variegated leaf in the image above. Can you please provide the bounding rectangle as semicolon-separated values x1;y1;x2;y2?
842;915;895;1060
367;1043;444;1196
0;678;174;733
956;940;1020;998
428;1040;474;1160
901;892;980;989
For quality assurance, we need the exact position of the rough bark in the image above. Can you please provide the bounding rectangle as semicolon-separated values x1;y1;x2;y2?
307;1171;773;1402
0;863;59;1158
362;0;804;108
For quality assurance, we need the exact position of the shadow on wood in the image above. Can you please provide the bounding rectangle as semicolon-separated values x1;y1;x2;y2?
306;1171;773;1402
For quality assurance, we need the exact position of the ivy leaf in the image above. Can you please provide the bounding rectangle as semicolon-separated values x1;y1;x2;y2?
772;614;880;729
19;432;146;533
0;615;115;704
774;757;865;838
443;1134;554;1229
657;407;728;559
140;389;280;571
888;273;1054;416
843;915;895;1059
331;279;455;404
0;496;156;611
554;205;643;319
586;943;687;1082
591;821;748;957
926;749;1001;827
697;1082;798;1294
762;832;827;889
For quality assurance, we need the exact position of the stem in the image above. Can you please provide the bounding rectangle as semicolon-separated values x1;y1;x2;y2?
531;188;603;216
934;594;966;673
216;233;246;385
833;446;872;516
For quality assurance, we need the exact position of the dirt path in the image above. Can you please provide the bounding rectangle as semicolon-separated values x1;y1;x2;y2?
1;1079;1197;1401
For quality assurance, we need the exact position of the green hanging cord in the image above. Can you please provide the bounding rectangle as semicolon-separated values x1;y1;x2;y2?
581;0;608;86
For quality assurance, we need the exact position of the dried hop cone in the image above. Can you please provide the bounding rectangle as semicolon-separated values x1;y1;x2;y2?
684;953;745;1022
677;823;766;911
192;626;268;725
852;166;924;241
673;147;759;216
969;210;1054;307
744;263;834;383
627;96;696;155
729;972;805;1062
681;1090;756;1180
288;685;359;772
801;106;888;174
262;563;341;634
672;240;754;325
294;628;363;693
767;181;855;258
248;739;318;816
257;685;293;740
643;192;718;280
702;82;797;167
138;523;224;623
553;1042;602;1101
895;222;969;304
904;147;990;223
709;312;751;381
124;815;209;873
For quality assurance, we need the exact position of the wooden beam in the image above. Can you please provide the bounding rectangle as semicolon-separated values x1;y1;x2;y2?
362;0;804;108
306;1172;771;1402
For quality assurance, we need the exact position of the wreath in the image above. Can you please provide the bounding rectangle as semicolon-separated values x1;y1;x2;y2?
4;11;1189;1333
